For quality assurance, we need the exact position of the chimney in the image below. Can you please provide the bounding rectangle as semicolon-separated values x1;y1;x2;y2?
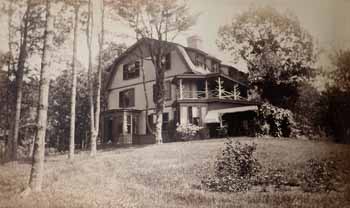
187;35;203;50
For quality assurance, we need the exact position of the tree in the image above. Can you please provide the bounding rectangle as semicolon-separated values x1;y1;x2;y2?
5;0;37;160
217;6;317;110
48;67;90;152
26;0;53;193
315;49;350;143
329;50;350;93
66;0;85;159
114;0;197;143
84;0;104;156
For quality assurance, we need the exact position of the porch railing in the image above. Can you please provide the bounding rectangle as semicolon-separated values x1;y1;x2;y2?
179;89;246;101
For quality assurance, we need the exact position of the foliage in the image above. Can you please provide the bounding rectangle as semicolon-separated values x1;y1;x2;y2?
315;87;350;143
202;140;260;192
312;49;350;143
176;123;203;141
217;6;317;109
257;103;296;137
293;82;323;138
48;69;90;151
301;158;337;192
329;50;350;92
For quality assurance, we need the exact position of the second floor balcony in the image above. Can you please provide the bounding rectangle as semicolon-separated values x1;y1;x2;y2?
174;73;248;102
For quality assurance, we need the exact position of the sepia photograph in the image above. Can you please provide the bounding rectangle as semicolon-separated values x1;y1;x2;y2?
0;0;349;207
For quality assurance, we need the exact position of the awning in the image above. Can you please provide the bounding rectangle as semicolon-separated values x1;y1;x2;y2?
204;105;258;123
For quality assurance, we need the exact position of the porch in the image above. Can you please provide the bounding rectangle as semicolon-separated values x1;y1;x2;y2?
174;73;248;101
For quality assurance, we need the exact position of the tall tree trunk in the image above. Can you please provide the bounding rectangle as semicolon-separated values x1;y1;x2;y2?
26;0;52;193
93;0;105;153
69;2;79;160
154;61;164;144
7;0;31;160
86;0;96;156
6;0;14;161
140;58;155;135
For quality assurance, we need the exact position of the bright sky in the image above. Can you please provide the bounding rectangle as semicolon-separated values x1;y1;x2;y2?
1;0;350;73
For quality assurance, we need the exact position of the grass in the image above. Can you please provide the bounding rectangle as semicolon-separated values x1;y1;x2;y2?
0;137;350;208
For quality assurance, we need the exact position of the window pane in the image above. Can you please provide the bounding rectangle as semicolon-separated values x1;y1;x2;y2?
123;61;140;80
119;88;135;108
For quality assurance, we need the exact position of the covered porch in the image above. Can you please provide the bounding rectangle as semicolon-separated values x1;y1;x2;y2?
173;73;248;101
102;109;141;145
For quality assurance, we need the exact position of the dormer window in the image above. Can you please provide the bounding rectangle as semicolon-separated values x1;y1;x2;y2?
123;60;140;80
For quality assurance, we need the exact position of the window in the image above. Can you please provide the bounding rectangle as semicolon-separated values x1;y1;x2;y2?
188;106;201;125
127;115;131;134
162;53;171;70
119;88;135;108
162;113;169;131
153;81;172;102
212;62;219;72
123;61;140;80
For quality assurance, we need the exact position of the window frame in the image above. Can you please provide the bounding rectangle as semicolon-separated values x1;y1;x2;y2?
119;88;135;108
123;60;140;80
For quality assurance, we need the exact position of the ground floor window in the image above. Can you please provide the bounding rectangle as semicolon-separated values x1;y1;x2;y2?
188;106;201;125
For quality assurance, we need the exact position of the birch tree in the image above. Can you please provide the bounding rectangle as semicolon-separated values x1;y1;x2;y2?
67;0;84;159
85;0;105;156
25;0;52;193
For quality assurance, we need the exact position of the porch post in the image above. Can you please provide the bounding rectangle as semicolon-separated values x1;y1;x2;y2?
179;78;183;99
218;76;222;99
219;114;223;128
233;85;237;100
123;111;127;135
130;113;133;144
205;79;209;99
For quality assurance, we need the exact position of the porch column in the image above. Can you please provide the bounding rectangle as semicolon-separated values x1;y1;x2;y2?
218;76;222;99
233;84;237;100
179;78;183;99
205;80;209;99
219;113;223;128
122;111;128;135
130;113;133;143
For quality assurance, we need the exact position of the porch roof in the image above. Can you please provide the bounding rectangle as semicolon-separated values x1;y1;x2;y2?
204;105;258;123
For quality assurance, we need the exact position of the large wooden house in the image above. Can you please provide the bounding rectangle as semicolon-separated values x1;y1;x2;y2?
103;36;259;144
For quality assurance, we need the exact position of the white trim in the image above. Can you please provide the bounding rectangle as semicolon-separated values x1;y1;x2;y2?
204;106;258;123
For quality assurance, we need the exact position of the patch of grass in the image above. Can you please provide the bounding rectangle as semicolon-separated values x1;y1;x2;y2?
0;137;349;208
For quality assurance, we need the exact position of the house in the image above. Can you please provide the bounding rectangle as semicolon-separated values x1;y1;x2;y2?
102;36;259;145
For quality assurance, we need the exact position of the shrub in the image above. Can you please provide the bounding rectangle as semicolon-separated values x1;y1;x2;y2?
202;139;260;192
301;158;337;192
257;103;296;137
176;123;203;141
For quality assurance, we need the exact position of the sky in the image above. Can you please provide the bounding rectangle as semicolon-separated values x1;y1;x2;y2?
1;0;350;73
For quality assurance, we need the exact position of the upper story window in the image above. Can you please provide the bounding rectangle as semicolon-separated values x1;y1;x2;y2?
212;62;219;72
153;80;172;102
123;61;140;80
119;88;135;108
161;53;171;70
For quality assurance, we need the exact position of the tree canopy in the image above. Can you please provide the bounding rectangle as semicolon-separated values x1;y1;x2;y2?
217;6;317;109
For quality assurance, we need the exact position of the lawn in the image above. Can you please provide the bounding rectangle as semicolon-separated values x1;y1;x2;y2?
0;137;350;208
